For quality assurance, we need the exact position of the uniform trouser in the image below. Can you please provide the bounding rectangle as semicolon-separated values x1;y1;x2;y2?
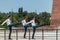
8;23;19;39
32;23;46;38
24;25;30;38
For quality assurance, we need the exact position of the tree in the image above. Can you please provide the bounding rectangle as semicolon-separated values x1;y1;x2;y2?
38;12;51;25
23;11;28;17
18;7;23;17
26;12;37;21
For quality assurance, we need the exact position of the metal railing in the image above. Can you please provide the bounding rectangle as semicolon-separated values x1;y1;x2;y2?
0;28;60;40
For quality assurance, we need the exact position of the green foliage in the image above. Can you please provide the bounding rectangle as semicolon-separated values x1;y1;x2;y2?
38;12;51;25
0;26;8;29
0;7;51;28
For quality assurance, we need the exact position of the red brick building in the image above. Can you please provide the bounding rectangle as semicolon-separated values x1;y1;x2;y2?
50;0;60;27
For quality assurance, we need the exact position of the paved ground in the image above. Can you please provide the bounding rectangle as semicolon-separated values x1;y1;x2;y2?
0;27;60;40
0;29;60;40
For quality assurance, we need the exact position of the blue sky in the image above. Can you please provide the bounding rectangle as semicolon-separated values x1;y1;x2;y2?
0;0;53;13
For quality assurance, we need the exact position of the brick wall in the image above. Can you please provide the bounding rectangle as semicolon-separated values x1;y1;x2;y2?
50;0;60;27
